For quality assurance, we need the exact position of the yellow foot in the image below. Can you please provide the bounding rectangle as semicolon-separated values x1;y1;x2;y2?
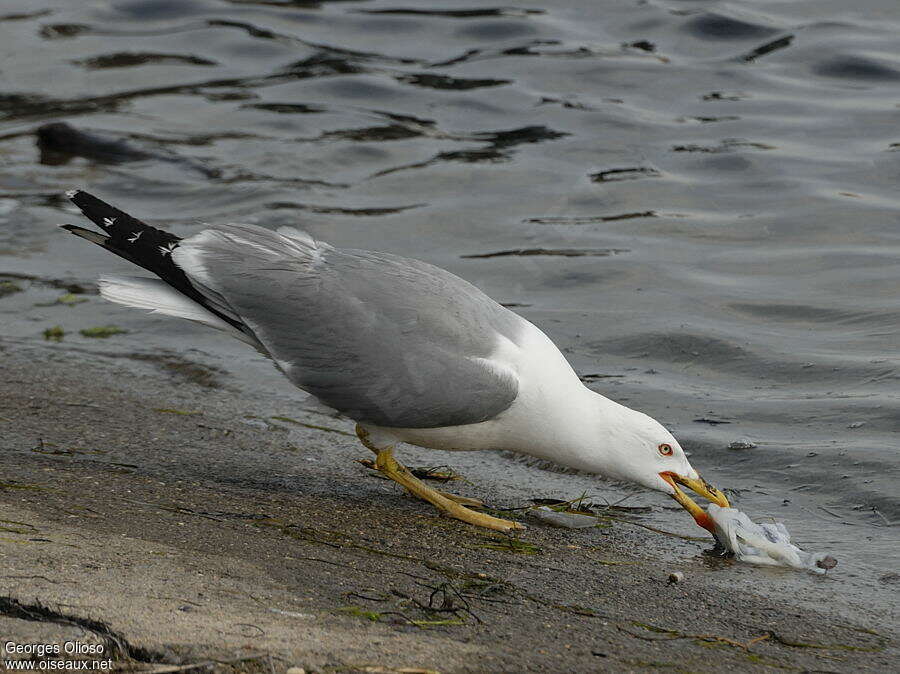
356;455;485;507
356;427;522;532
386;458;519;531
435;490;483;507
435;498;524;532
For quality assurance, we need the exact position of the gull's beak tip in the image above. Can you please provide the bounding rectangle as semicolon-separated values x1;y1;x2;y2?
660;471;730;534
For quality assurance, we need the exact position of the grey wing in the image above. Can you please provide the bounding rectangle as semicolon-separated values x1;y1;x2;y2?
172;224;522;428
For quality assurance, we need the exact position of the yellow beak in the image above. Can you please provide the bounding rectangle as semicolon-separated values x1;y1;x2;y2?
660;471;730;534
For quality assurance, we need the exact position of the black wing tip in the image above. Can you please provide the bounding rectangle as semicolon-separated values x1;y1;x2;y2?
67;189;112;218
65;189;129;231
60;224;108;245
61;190;246;332
59;223;90;233
66;188;99;205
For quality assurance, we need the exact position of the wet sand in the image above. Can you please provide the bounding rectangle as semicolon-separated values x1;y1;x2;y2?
1;344;895;673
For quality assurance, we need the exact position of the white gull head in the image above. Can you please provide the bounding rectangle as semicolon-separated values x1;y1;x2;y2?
586;404;697;492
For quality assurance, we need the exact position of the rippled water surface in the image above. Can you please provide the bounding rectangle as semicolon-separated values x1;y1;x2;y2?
2;0;899;597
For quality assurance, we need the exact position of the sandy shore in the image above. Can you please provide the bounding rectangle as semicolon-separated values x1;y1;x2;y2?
0;342;895;673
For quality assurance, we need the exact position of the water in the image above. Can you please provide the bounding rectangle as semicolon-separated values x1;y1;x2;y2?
1;0;898;607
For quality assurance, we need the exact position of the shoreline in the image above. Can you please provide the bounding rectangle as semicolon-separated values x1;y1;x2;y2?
0;341;895;672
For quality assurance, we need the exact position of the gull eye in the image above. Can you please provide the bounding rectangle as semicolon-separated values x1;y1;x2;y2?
658;443;673;457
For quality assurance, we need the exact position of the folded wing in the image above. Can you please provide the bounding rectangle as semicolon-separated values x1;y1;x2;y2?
171;224;522;428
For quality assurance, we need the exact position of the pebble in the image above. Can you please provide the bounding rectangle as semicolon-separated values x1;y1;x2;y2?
667;571;684;584
286;668;306;674
728;438;757;450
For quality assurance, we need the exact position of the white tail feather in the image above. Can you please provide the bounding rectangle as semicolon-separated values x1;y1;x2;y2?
98;276;256;345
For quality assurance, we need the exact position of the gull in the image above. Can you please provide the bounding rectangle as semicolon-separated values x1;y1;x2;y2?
61;190;729;532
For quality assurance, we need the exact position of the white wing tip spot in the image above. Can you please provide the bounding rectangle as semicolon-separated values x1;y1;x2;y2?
103;217;116;227
65;189;79;198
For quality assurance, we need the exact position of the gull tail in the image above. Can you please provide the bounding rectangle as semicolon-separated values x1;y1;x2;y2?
61;190;257;345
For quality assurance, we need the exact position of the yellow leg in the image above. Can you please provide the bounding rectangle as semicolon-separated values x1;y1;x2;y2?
357;426;523;532
435;490;483;507
357;458;483;506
